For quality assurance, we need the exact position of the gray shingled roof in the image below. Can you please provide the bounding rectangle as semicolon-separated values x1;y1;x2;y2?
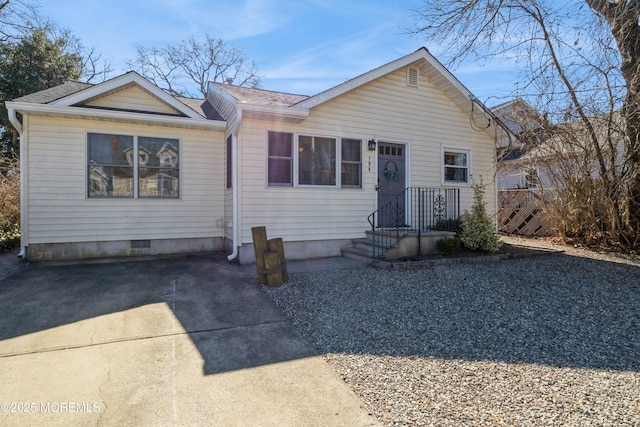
175;96;212;119
11;79;213;119
212;83;309;107
12;81;93;104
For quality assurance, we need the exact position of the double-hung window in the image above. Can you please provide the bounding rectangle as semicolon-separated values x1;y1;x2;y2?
267;131;361;188
267;131;293;186
87;132;180;198
443;147;470;184
341;138;361;187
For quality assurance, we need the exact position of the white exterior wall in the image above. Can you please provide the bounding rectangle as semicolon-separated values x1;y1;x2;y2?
25;115;225;249
236;67;497;251
497;163;554;190
86;85;178;115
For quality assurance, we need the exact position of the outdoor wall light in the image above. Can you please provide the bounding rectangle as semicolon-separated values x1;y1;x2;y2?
368;138;377;151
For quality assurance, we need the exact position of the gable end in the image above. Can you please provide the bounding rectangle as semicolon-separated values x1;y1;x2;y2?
79;83;187;117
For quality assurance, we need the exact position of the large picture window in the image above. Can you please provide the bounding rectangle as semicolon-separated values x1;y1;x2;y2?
443;148;470;184
88;133;180;198
267;131;361;188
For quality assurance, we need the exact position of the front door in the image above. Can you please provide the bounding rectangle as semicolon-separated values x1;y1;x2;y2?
377;142;406;227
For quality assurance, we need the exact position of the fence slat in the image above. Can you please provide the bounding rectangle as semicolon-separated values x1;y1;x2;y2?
498;190;555;237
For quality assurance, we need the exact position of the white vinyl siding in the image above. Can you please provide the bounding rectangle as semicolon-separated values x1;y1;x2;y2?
236;66;497;245
85;85;181;115
26;116;225;245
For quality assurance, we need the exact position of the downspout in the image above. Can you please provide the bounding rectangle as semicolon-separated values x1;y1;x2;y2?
226;108;242;261
7;107;26;258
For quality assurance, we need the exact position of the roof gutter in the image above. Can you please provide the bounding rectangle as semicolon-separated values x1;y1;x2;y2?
7;107;26;258
7;106;23;135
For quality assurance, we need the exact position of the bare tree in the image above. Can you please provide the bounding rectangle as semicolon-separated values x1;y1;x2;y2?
128;34;261;97
409;0;640;249
47;27;113;83
0;0;40;41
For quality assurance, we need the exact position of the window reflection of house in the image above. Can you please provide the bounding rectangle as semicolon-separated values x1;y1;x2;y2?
157;172;179;196
88;160;108;196
124;146;151;166
154;141;179;197
158;141;179;167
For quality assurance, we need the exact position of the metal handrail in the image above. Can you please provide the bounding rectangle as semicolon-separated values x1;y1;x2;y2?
367;187;461;258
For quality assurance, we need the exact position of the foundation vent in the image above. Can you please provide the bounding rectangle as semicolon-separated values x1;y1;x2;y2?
131;240;151;249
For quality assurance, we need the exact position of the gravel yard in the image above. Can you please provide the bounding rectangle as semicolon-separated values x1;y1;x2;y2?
264;238;640;426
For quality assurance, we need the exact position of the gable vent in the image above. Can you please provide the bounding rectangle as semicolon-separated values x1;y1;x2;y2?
407;67;419;87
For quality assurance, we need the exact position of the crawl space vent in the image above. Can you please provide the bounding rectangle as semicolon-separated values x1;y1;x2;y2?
131;240;151;249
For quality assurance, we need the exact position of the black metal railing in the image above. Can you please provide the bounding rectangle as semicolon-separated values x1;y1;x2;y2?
367;187;461;258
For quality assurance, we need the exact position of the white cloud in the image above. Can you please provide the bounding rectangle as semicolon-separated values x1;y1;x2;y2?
174;0;292;40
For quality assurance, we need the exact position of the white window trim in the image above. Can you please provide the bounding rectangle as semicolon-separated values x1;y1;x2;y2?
441;145;472;186
86;131;181;199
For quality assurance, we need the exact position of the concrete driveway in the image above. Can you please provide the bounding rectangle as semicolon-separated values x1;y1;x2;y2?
0;253;378;426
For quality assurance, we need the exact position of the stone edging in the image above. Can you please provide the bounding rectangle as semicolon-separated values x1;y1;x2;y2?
372;246;565;270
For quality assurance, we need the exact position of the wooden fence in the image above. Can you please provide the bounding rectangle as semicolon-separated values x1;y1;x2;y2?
498;190;556;237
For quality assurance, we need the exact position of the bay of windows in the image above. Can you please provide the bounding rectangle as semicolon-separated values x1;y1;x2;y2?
267;131;361;188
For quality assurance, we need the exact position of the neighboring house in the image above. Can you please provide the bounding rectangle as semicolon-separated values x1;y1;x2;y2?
493;99;623;192
7;48;507;263
493;99;552;190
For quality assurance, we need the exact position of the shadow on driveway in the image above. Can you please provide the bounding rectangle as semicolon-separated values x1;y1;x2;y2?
0;253;316;375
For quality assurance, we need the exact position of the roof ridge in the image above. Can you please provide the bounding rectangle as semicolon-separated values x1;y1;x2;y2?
212;82;309;98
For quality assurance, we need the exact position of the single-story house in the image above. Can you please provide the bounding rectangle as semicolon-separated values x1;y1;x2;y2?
6;47;508;263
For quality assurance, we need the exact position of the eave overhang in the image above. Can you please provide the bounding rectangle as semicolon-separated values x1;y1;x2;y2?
239;103;309;123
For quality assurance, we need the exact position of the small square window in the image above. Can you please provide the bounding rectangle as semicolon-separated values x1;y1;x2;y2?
443;148;470;184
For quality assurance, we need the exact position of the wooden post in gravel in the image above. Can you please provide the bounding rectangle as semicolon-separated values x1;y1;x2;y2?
268;237;288;283
252;226;268;284
252;227;287;286
263;251;284;286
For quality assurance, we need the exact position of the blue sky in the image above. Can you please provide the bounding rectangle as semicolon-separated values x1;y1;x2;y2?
37;0;518;106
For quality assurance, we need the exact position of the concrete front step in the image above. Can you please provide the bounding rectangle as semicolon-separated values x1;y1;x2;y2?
341;245;377;263
342;230;457;262
343;233;397;262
